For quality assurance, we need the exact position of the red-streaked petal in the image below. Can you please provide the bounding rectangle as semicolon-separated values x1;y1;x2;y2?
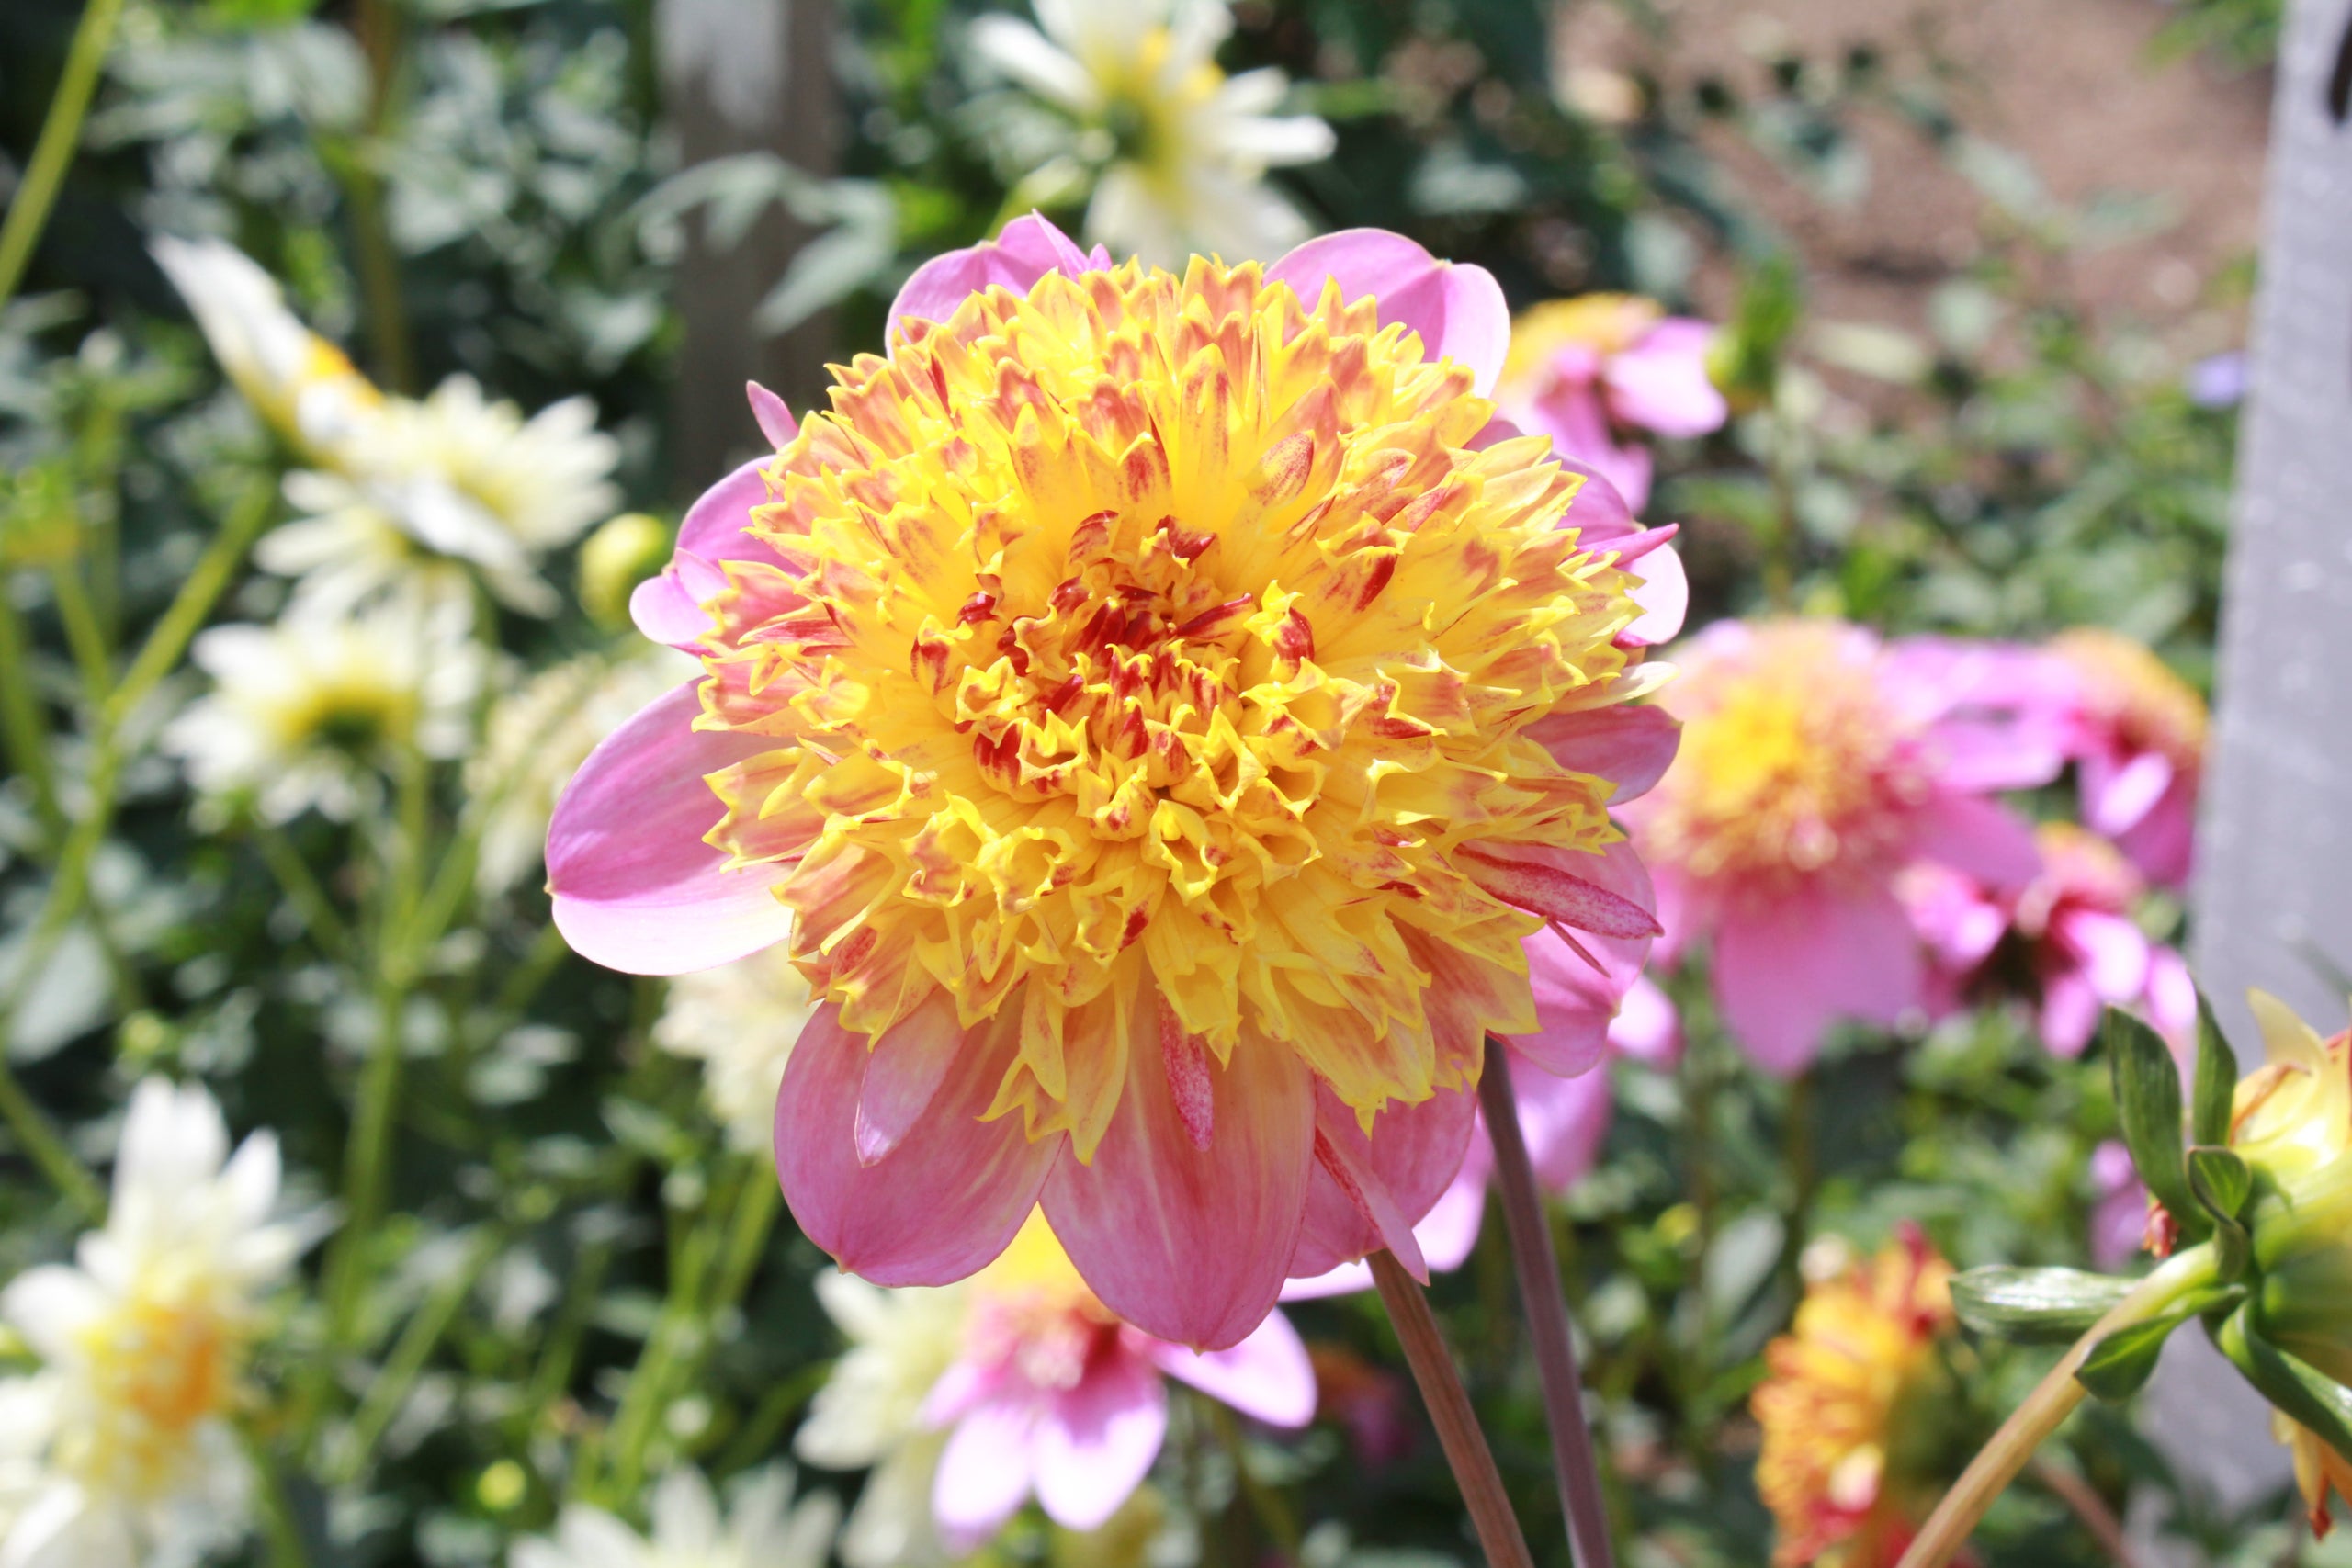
1146;1309;1317;1427
1043;1021;1314;1352
1521;705;1681;805
854;989;965;1165
777;1003;1060;1286
1459;841;1663;940
1035;1356;1168;1531
547;682;795;975
1265;229;1510;394
1286;1080;1477;1280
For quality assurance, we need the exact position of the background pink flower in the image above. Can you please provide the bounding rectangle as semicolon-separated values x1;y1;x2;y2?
2047;629;2207;891
1497;294;1728;512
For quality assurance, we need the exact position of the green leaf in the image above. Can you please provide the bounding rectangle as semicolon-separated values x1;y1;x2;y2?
1950;1267;2136;1342
2214;1306;2352;1465
2188;1146;2253;1224
2077;1317;2182;1400
2107;1008;2206;1241
2192;988;2241;1148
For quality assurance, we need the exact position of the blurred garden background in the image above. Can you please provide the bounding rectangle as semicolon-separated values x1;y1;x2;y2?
0;0;2313;1566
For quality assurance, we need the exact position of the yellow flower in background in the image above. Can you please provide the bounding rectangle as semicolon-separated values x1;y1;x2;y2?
0;1081;322;1567
970;0;1335;266
1754;1228;1956;1568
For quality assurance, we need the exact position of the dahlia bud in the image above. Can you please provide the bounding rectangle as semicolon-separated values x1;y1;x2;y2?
577;512;671;629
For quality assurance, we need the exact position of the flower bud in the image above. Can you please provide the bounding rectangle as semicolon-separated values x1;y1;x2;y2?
577;512;671;629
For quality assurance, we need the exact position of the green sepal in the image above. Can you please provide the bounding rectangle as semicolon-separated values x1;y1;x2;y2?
2107;1008;2208;1242
2191;989;2241;1148
1949;1266;2135;1343
2213;1304;2352;1466
2075;1283;2248;1402
2187;1146;2253;1280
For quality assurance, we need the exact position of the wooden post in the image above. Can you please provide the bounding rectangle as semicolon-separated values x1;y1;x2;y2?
659;0;838;491
2165;0;2352;1522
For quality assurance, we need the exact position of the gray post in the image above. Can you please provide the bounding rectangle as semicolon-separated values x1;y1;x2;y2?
660;0;838;490
2160;0;2352;1530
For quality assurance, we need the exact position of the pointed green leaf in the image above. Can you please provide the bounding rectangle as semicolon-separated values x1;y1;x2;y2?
2107;1008;2206;1241
2192;988;2241;1148
2076;1316;2183;1401
2213;1306;2352;1465
2188;1146;2253;1224
1950;1267;2135;1342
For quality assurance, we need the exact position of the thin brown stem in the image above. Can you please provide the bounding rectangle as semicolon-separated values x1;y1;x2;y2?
1370;1249;1536;1568
2030;1456;2141;1568
1480;1041;1617;1568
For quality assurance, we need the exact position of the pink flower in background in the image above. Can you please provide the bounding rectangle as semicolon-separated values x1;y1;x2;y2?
2048;629;2207;891
1623;621;2060;1075
2089;1141;2153;1271
1496;295;1729;512
545;213;1684;1349
921;1212;1314;1545
1904;822;2194;1057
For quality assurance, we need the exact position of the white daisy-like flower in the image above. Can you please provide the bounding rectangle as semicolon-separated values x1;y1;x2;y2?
164;595;485;825
970;0;1335;267
150;235;389;467
511;1465;838;1568
794;1272;967;1568
650;947;819;1152
260;378;622;617
0;1080;322;1568
469;645;701;896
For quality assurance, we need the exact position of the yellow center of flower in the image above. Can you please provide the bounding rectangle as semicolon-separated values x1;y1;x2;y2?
62;1281;242;1499
2052;628;2206;771
1640;621;1927;888
1499;295;1658;391
696;256;1650;1145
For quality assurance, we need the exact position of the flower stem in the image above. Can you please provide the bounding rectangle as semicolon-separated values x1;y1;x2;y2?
2029;1456;2141;1568
1479;1040;1617;1568
0;0;127;310
1893;1246;2220;1568
1369;1248;1537;1568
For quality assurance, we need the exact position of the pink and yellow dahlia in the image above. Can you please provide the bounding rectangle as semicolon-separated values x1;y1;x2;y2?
2049;629;2206;891
1753;1227;1957;1568
548;217;1682;1348
1624;620;2057;1073
1495;294;1727;513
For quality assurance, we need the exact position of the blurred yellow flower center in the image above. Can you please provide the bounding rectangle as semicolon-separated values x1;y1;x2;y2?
967;1210;1116;1388
66;1284;241;1498
1645;623;1922;886
2052;628;2205;770
1500;295;1659;389
699;256;1649;1145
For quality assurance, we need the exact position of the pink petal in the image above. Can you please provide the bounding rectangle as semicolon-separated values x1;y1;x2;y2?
1510;1063;1614;1192
632;458;786;650
1607;974;1681;1066
1620;539;1687;647
1521;705;1681;805
2114;786;2196;891
1409;1158;1490;1271
1035;1355;1170;1533
776;1004;1061;1286
1602;320;1728;438
854;990;965;1165
746;381;797;447
934;1394;1040;1549
2083;750;2175;839
1911;794;2041;889
1288;1080;1477;1281
1147;1309;1317;1427
547;682;796;975
1517;381;1655;513
1043;1017;1315;1351
1310;1118;1428;1280
2143;945;2198;1050
1513;924;1623;1080
1459;842;1662;940
1277;1259;1372;1300
1265;230;1510;394
1712;884;1923;1076
888;213;1104;342
2039;971;2104;1058
2057;908;2152;1003
1901;863;2007;968
1549;451;1639;541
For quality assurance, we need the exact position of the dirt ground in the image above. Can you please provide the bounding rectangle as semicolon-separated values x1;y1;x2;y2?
1561;0;2274;348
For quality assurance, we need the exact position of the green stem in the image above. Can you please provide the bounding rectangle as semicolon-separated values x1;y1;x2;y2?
0;1057;105;1219
45;562;112;707
521;1236;614;1420
0;592;64;837
241;1421;313;1568
0;0;127;310
250;818;352;961
1209;1399;1304;1561
334;1225;502;1483
1893;1246;2222;1568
